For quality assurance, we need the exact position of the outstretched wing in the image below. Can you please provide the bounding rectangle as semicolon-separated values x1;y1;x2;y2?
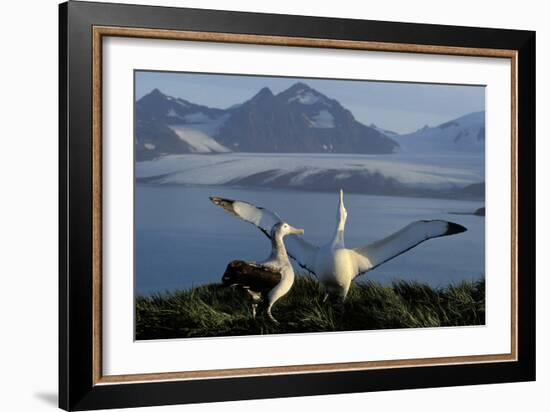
351;220;467;276
210;197;319;275
210;196;280;238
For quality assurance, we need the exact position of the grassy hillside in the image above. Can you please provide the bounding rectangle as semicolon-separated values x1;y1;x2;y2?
136;276;485;340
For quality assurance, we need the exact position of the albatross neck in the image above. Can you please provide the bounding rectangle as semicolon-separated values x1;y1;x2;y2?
270;233;289;261
332;217;346;247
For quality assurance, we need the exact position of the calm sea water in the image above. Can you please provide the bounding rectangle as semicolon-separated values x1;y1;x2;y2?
136;185;485;295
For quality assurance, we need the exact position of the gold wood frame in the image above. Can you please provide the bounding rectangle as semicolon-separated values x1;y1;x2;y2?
92;26;518;385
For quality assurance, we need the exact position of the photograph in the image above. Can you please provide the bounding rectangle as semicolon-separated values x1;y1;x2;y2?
134;71;486;340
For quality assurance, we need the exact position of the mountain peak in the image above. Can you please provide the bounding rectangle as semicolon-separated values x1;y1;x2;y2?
394;111;486;154
287;81;312;91
148;88;166;98
251;87;274;101
278;82;328;106
283;82;320;97
136;82;399;159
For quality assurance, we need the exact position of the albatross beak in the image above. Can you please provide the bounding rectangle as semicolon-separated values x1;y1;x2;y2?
289;226;305;235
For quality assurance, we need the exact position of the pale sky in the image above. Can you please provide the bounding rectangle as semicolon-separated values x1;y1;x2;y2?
135;70;485;134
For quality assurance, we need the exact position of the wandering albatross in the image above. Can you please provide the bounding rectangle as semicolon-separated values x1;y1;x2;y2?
214;200;304;322
210;191;467;301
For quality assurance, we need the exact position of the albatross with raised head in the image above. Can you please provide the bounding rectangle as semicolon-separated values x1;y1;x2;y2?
211;191;467;301
214;199;304;322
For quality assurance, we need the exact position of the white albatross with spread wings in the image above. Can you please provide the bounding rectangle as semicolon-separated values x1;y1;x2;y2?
210;190;467;300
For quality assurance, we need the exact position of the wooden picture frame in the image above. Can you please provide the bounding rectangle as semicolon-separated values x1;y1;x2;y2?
59;1;535;410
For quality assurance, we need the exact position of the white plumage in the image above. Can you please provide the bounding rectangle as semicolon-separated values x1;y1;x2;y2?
211;190;467;301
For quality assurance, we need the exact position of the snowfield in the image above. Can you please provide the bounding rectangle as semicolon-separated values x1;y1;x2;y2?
169;125;230;154
287;89;322;105
309;110;335;128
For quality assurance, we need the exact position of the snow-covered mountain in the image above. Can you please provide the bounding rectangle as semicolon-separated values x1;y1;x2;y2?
135;85;484;161
135;83;398;160
395;111;485;153
135;89;230;160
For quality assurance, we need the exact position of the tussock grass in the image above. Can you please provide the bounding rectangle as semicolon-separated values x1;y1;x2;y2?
136;276;485;340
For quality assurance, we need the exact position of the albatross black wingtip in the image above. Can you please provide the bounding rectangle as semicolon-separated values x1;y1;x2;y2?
209;196;231;206
445;221;467;235
210;196;239;216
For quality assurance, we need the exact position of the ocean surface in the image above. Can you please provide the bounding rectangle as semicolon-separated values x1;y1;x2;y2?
135;185;485;296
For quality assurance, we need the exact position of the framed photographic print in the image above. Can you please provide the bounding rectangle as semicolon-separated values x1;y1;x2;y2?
59;1;536;410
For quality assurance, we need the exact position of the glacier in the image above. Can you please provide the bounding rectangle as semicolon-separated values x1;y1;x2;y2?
136;152;484;197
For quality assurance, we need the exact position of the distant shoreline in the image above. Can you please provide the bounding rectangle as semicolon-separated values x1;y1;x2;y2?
449;207;485;217
135;178;485;202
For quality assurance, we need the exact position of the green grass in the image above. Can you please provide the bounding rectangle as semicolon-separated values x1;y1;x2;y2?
136;276;485;340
